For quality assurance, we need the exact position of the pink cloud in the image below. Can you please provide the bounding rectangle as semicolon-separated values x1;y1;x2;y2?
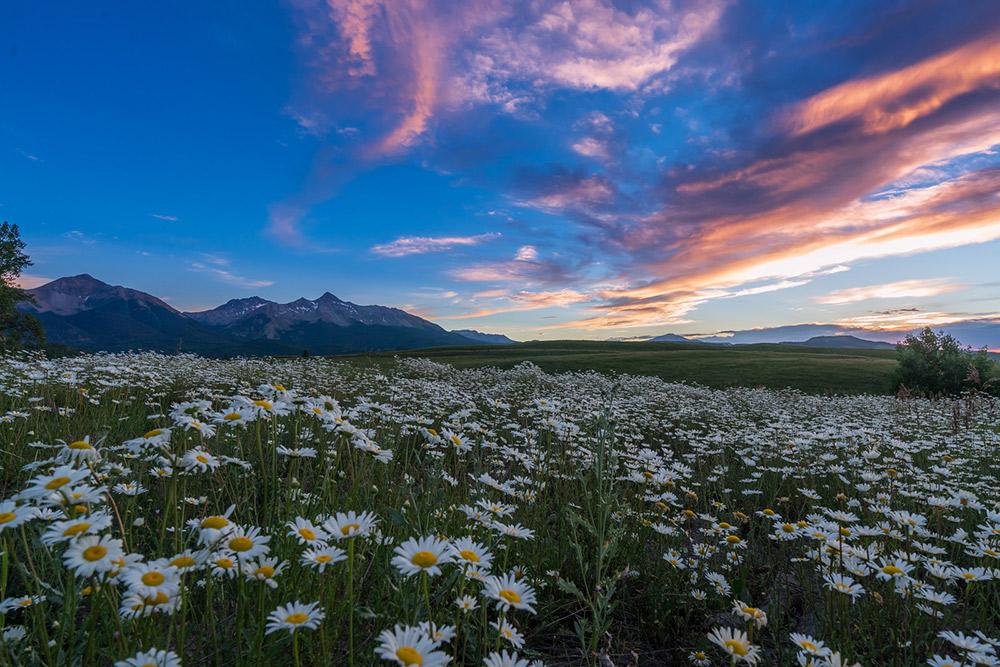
441;288;589;319
472;0;723;94
273;0;719;244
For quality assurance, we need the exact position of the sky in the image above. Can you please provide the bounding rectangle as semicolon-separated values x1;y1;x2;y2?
4;1;1000;344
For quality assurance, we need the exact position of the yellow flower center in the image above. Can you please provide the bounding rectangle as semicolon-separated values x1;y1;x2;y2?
961;572;975;580
144;429;162;438
726;535;742;544
170;556;196;568
782;524;795;532
229;536;253;552
450;434;462;446
144;591;170;605
800;641;818;652
396;647;423;665
142;571;165;586
411;551;438;568
69;440;93;450
315;555;332;563
724;640;748;657
254;400;273;410
762;508;775;516
64;523;90;536
499;589;522;604
256;566;275;578
201;516;229;530
299;528;316;540
718;522;732;530
340;523;360;536
459;549;481;563
0;512;16;524
224;412;242;421
881;565;903;576
46;476;72;490
215;558;234;569
286;612;308;625
83;545;108;561
274;384;286;391
196;455;209;463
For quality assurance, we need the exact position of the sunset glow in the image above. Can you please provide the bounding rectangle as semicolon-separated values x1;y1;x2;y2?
5;2;1000;346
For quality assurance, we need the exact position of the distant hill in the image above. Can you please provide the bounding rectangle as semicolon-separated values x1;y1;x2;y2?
650;333;697;343
21;275;490;356
451;329;518;345
782;335;896;350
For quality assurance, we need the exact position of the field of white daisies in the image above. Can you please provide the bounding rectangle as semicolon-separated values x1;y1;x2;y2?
0;352;997;667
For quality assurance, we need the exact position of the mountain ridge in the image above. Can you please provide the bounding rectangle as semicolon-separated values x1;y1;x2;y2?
21;275;510;356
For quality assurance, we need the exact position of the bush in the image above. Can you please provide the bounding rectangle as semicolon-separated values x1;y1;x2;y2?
894;327;995;397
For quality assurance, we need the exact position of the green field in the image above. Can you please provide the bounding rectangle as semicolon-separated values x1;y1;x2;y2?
347;340;901;394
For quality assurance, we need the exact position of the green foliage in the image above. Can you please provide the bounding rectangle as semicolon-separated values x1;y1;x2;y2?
0;221;44;349
894;327;995;397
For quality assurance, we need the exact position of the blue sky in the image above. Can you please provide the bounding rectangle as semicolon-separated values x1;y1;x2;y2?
4;1;1000;344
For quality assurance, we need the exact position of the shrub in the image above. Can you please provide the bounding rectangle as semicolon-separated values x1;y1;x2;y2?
894;327;995;396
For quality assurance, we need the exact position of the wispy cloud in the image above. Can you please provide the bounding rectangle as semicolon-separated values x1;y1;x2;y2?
833;310;1000;331
815;278;963;305
441;288;589;319
450;246;572;285
371;232;500;257
272;0;720;245
188;262;273;289
150;213;179;222
566;28;1000;328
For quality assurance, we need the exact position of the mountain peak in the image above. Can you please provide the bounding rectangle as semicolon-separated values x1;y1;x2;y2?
25;274;176;316
42;274;110;291
452;329;518;345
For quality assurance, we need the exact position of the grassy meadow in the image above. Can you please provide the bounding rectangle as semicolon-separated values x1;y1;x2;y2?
0;351;996;667
348;341;900;394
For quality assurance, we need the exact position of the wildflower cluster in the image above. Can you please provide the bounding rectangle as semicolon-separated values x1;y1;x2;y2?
0;351;994;665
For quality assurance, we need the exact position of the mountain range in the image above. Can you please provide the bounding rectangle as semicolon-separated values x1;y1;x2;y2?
20;275;516;356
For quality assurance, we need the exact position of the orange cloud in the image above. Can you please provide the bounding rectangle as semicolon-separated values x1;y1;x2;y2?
785;30;1000;136
569;27;1000;330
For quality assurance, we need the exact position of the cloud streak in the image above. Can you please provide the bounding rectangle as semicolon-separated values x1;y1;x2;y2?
188;263;274;289
371;232;501;257
815;278;963;305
